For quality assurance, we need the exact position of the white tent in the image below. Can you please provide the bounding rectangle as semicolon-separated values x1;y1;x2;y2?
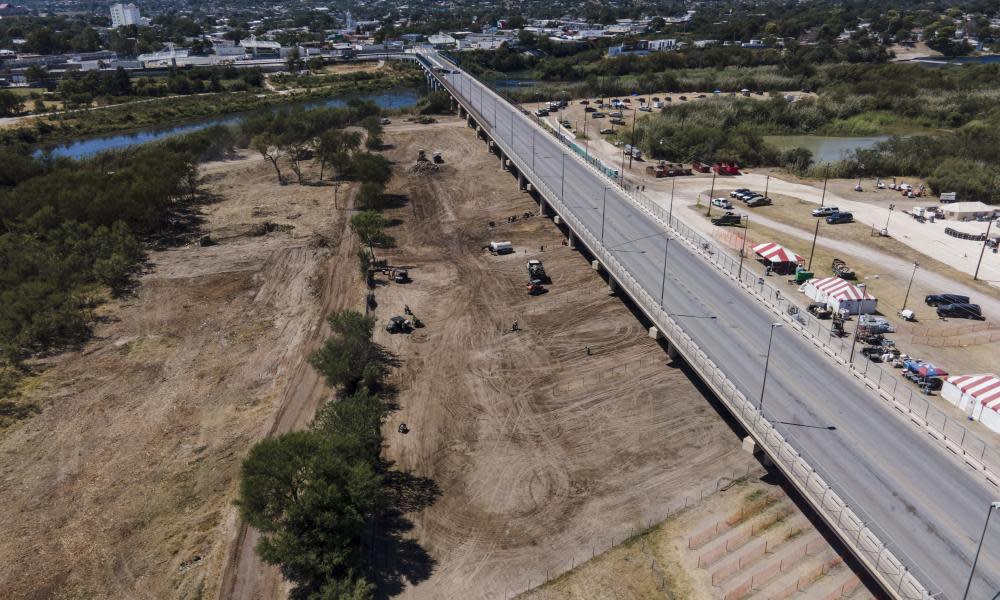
798;277;878;315
943;374;1000;433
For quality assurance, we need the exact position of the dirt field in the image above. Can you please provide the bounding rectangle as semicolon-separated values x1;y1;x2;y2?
519;479;878;600
0;151;361;599
366;116;807;599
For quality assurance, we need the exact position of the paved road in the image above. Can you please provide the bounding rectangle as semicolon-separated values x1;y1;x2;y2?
420;51;1000;599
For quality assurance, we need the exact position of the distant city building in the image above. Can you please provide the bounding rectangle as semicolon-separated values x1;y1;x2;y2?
110;3;141;28
0;3;29;16
428;33;457;48
239;36;281;57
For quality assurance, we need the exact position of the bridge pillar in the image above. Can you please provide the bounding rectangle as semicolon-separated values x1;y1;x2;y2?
648;326;659;339
591;259;600;271
568;231;576;250
741;436;756;454
518;172;526;190
500;153;508;171
553;215;561;225
666;342;678;359
539;199;547;216
608;277;617;295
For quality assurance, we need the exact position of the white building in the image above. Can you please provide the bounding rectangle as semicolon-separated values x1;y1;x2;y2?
110;3;142;28
646;39;677;51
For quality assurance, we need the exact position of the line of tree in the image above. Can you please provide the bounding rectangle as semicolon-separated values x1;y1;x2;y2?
239;309;391;599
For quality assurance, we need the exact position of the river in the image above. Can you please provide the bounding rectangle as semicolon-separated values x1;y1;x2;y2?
43;88;422;160
763;134;891;163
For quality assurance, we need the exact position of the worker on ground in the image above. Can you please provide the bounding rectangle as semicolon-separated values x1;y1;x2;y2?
404;304;412;315
512;320;519;332
585;346;592;356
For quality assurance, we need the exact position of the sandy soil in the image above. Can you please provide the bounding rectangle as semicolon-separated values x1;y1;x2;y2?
519;479;878;600
367;116;764;600
0;151;360;599
889;42;943;62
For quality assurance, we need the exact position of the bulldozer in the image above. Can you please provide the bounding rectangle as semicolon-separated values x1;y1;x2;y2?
433;151;444;164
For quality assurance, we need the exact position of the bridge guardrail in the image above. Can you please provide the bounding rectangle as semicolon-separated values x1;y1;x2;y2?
429;59;932;600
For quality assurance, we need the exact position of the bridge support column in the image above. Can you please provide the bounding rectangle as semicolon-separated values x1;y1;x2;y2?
591;260;600;271
518;173;526;190
608;277;617;295
666;342;678;359
648;326;659;339
568;231;576;250
742;436;756;454
539;199;548;216
553;215;561;225
500;152;507;171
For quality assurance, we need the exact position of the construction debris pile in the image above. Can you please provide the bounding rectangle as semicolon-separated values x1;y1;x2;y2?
410;148;442;175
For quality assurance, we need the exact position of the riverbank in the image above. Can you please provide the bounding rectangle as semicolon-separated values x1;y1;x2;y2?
1;63;425;149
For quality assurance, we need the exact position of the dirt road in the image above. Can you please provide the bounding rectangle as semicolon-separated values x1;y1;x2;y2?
367;117;760;599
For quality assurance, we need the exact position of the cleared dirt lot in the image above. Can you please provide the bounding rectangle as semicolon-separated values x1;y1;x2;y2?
370;116;803;599
0;152;359;599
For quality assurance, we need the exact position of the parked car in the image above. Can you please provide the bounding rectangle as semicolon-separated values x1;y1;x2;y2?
925;293;971;307
730;188;751;198
826;212;854;224
600;128;614;134
534;108;549;117
711;212;743;226
591;112;605;118
584;106;596;113
812;206;840;217
746;196;772;207
735;191;757;202
711;197;733;209
937;303;985;320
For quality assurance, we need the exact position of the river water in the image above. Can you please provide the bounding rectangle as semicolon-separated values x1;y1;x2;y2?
763;134;891;163
44;88;422;160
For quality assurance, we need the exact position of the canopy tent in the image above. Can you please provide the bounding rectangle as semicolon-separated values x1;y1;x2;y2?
799;276;878;315
752;242;804;264
943;375;1000;434
752;242;803;275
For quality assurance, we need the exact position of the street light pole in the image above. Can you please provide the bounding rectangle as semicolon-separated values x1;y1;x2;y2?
759;323;782;411
764;174;770;200
820;165;829;207
601;187;609;241
902;261;918;312
975;217;995;281
560;153;566;200
963;502;1000;600
659;236;671;308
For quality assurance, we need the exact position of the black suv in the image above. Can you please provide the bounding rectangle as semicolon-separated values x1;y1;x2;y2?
937;303;985;320
925;293;970;307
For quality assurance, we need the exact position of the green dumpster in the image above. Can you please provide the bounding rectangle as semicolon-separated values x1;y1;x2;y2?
793;270;814;284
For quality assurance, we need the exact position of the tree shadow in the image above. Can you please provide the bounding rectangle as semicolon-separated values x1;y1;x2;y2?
368;465;440;598
380;194;410;210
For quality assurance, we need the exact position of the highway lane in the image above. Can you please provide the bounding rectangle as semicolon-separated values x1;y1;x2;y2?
429;56;1000;599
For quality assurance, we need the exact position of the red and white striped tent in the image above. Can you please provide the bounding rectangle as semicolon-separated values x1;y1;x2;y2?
752;242;804;265
943;374;1000;432
799;276;878;315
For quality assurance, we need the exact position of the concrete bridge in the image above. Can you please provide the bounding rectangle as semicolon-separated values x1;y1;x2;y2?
397;48;1000;600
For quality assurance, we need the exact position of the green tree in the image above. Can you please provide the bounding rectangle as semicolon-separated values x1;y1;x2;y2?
349;210;394;256
237;431;382;599
308;309;384;392
0;90;24;117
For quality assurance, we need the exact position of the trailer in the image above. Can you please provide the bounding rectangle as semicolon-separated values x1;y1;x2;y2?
692;161;711;173
489;241;514;255
713;162;741;175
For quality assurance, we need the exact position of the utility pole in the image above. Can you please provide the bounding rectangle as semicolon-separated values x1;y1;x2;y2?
820;165;829;207
902;262;918;312
706;171;717;217
669;177;676;225
738;215;750;282
884;203;895;234
763;174;770;200
627;107;637;169
807;219;820;271
659;236;671;308
975;217;995;281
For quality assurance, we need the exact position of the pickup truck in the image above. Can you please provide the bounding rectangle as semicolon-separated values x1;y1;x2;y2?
711;212;743;226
